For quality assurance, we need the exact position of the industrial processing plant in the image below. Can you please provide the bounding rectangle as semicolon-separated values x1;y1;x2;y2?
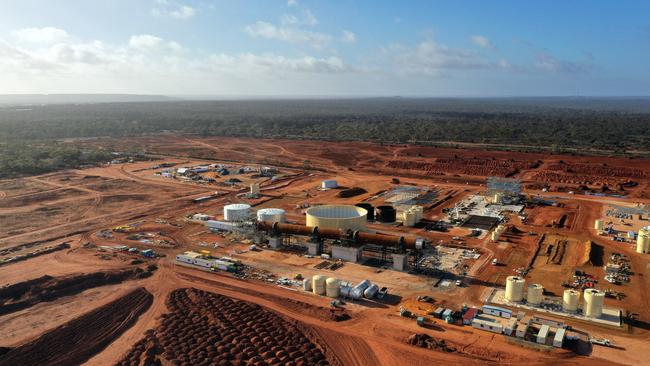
3;136;650;366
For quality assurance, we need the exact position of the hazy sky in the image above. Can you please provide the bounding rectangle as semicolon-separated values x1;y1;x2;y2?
0;0;649;96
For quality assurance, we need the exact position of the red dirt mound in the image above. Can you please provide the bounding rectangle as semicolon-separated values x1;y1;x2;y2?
0;287;153;366
117;288;339;366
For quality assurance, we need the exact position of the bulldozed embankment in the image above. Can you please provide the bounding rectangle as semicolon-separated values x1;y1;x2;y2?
0;287;153;366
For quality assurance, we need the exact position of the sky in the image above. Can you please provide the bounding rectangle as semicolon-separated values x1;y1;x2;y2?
0;0;649;97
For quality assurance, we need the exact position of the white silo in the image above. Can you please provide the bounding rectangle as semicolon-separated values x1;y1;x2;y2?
636;226;650;254
223;203;251;222
302;277;312;292
256;208;286;223
562;289;580;313
325;277;341;298
583;289;605;318
491;231;501;242
527;284;544;305
312;275;326;295
505;276;525;302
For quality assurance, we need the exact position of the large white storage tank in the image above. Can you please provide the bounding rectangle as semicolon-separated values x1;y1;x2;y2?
312;275;326;295
527;284;544;305
321;179;338;189
256;208;286;223
223;203;251;222
505;276;525;302
325;277;341;298
562;289;580;313
305;205;367;231
636;226;650;254
583;289;605;318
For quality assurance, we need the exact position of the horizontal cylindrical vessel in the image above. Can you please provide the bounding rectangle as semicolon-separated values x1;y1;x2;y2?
364;284;379;299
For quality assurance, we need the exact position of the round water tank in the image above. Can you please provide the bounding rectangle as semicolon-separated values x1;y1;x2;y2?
312;275;326;295
325;277;341;298
256;208;286;223
376;205;397;223
305;205;367;231
364;284;379;299
505;276;525;302
636;226;650;254
527;284;544;305
563;289;580;312
321;179;338;189
491;231;501;242
302;277;312;292
583;289;605;318
594;219;604;231
355;203;374;221
223;203;251;222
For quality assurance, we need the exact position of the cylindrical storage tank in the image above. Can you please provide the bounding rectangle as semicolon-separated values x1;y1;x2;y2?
491;231;500;242
527;284;544;305
325;277;341;298
505;276;525;302
412;206;424;221
321;179;338;189
250;183;260;195
223;203;251;222
340;286;352;298
376;205;397;223
594;219;604;231
350;287;364;300
562;289;580;313
364;284;379;299
496;224;506;233
583;289;605;318
312;275;326;295
302;277;312;292
403;211;417;227
637;227;650;254
305;205;367;231
355;203;374;221
256;208;286;223
354;279;371;293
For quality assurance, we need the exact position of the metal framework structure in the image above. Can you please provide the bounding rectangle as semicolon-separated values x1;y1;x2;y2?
486;177;522;195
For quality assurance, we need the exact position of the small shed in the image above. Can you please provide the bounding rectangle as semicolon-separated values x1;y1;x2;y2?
462;308;479;325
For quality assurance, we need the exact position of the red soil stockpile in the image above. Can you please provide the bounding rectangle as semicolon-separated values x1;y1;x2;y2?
386;158;536;177
0;287;153;366
117;288;338;366
0;267;155;316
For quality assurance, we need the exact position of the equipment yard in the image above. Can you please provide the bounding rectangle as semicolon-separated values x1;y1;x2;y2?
1;136;650;365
